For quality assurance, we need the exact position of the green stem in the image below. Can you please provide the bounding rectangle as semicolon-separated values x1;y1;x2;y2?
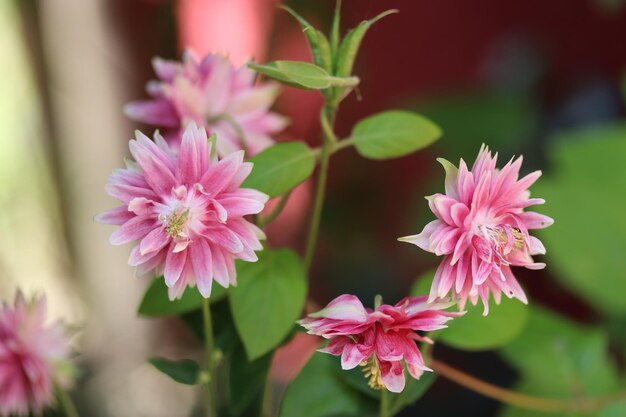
202;298;217;417
303;107;335;273
380;388;390;417
426;353;626;413
332;137;355;154
55;385;79;417
259;191;292;228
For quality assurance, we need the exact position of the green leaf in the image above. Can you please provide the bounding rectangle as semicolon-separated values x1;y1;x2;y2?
330;0;342;58
499;306;621;417
280;6;332;73
248;61;358;90
335;9;398;78
148;357;202;385
352;110;442;160
229;249;307;360
533;124;626;316
229;344;273;416
137;277;227;317
242;141;315;198
411;271;528;351
280;353;361;417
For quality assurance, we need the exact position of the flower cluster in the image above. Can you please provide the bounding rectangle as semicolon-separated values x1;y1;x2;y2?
0;292;73;417
400;145;553;314
125;51;287;157
97;122;268;300
299;294;461;392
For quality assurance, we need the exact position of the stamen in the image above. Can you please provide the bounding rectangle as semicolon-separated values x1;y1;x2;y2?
360;356;385;390
482;225;525;254
164;208;189;238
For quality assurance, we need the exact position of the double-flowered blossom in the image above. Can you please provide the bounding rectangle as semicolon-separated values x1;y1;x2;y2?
125;51;287;156
400;145;553;314
299;295;460;393
0;292;73;417
97;123;268;300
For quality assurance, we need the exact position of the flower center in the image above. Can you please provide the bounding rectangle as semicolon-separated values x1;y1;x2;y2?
361;356;385;390
476;224;526;263
161;208;190;238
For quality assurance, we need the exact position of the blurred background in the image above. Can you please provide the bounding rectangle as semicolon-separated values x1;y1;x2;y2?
1;0;625;416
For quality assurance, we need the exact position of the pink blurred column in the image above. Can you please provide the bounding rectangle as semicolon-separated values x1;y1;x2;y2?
177;0;279;65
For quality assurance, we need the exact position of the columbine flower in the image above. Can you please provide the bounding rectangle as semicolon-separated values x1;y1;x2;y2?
399;145;553;315
124;51;287;157
97;122;268;300
299;294;460;393
0;291;74;417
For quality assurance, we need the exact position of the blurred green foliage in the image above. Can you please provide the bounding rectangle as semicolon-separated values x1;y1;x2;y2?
500;306;626;417
414;92;536;162
534;124;626;316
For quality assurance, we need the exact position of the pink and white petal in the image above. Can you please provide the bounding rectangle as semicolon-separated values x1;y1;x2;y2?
518;211;554;229
177;123;202;184
164;243;187;286
429;194;458;225
200;150;245;196
340;344;370;370
124;99;179;127
457;160;476;204
449;203;470;228
228;219;264;251
210;246;231;288
471;170;492;211
189;239;213;297
139;227;170;255
135;250;166;276
398;220;443;252
529;236;546;255
128;244;160;266
318;337;350;356
134;130;176;171
205;226;244;254
455;252;470;293
104;183;158;204
436;157;459;200
379;360;406;393
109;216;156;245
374;330;404;362
227;162;253;190
227;84;280;114
201;56;232;115
152;56;180;82
308;294;369;322
129;142;177;195
436;258;456;299
95;206;134;225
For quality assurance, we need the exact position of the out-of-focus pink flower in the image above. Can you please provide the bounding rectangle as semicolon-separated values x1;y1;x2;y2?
125;51;287;157
400;145;553;315
299;295;460;393
97;123;268;300
0;292;73;417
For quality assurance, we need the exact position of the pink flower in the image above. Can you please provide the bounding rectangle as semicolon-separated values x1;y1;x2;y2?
97;123;268;300
299;295;460;393
400;145;553;314
0;292;73;417
124;51;287;157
